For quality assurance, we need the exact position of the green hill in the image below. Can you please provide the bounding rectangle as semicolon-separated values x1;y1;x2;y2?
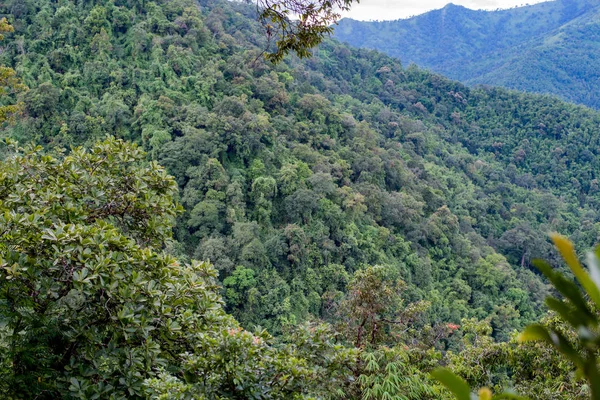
4;0;600;339
1;0;600;397
335;0;600;108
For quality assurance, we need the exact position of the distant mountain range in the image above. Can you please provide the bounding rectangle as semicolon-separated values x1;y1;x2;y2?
335;0;600;108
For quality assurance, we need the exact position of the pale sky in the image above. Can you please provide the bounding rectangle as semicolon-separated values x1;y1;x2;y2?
342;0;550;21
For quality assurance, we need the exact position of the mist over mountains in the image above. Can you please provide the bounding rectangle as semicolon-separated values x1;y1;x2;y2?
336;0;600;108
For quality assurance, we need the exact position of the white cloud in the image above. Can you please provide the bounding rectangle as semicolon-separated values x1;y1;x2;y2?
341;0;550;21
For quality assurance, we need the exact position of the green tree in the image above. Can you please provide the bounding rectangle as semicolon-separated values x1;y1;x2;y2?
0;18;27;124
257;0;357;62
337;266;429;348
0;138;333;399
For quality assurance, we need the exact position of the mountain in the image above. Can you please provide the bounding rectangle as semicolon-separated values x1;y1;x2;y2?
1;0;599;397
5;0;600;338
335;0;600;108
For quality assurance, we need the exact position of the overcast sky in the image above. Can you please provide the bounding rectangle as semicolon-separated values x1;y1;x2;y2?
342;0;549;21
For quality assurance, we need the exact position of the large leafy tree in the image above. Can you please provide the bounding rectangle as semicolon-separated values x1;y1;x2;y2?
0;137;350;399
336;265;429;348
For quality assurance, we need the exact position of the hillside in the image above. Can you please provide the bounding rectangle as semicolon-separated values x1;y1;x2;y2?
335;0;600;108
4;0;600;338
1;0;600;397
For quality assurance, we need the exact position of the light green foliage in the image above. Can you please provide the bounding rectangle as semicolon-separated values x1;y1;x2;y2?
358;348;443;400
223;265;258;308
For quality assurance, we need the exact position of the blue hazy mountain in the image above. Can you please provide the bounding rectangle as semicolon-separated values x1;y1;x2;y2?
335;0;600;108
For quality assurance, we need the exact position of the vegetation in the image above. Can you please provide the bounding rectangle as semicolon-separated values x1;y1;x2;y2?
437;234;600;400
0;17;27;123
257;0;356;62
335;0;600;108
0;138;360;398
0;0;600;398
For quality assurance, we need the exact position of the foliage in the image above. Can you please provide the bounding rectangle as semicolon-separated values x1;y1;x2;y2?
0;138;346;399
435;235;600;399
4;0;600;343
3;0;600;397
0;18;27;124
335;265;429;348
357;347;445;400
519;234;600;398
258;0;356;62
442;316;585;399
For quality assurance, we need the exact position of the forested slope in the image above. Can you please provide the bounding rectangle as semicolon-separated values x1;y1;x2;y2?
2;0;600;397
3;0;600;342
335;0;600;108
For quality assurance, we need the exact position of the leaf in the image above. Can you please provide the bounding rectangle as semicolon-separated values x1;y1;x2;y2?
587;251;600;290
519;324;584;369
431;368;471;400
532;259;595;324
545;297;585;328
551;233;600;310
41;229;57;241
69;377;80;391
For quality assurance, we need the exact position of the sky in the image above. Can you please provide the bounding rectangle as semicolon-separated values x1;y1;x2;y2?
342;0;549;21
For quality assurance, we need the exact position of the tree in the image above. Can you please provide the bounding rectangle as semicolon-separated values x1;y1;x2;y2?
0;18;27;124
0;138;331;399
337;266;429;348
257;0;357;62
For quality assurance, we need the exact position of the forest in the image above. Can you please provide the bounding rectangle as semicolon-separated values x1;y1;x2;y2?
1;0;600;398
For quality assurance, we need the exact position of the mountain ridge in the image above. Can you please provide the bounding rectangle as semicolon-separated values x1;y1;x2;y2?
335;0;600;108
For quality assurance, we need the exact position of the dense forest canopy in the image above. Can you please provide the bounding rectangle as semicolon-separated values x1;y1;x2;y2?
1;0;600;398
335;0;600;109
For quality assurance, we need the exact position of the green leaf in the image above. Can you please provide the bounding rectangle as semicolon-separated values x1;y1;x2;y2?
545;297;585;328
532;259;595;324
519;324;584;369
431;368;471;400
551;233;600;310
587;251;600;290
